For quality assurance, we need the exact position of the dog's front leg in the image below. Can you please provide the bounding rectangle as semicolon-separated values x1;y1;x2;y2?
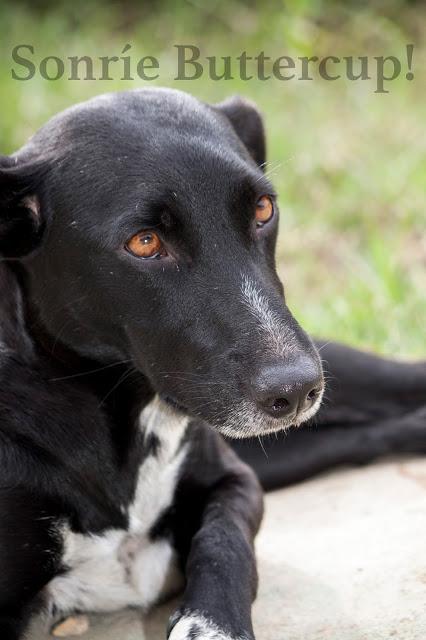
168;429;264;640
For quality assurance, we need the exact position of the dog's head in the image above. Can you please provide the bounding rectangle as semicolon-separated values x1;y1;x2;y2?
0;89;323;437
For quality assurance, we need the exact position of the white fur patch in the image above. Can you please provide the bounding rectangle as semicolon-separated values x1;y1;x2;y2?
241;276;296;358
130;396;189;534
169;612;248;640
47;396;188;615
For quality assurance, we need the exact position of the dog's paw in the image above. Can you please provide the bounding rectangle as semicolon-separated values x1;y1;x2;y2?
168;611;251;640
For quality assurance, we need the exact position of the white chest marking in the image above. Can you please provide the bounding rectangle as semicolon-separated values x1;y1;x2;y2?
47;396;189;615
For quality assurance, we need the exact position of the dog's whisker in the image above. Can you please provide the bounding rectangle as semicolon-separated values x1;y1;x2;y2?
257;435;268;459
50;318;76;357
97;368;138;408
49;359;134;382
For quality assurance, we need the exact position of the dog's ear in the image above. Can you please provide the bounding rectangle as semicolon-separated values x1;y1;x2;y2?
0;156;46;259
215;96;266;169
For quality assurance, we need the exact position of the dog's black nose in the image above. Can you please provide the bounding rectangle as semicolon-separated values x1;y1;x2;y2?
250;359;323;419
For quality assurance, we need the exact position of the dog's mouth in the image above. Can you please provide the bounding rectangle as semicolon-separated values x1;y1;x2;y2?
212;392;324;439
159;386;324;439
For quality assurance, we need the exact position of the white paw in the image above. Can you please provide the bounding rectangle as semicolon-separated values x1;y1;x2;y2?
168;612;247;640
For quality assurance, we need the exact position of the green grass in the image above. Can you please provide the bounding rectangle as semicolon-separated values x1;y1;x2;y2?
0;1;424;357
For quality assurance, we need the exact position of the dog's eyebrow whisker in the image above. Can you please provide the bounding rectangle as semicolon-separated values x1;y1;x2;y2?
261;159;282;173
49;359;134;382
264;156;294;176
254;160;283;184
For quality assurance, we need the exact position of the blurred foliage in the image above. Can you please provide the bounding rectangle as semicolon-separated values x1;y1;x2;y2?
0;0;424;357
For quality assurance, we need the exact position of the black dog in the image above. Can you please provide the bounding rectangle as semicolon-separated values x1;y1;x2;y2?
0;89;424;640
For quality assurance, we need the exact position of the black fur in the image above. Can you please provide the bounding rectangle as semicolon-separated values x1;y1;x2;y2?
0;89;424;640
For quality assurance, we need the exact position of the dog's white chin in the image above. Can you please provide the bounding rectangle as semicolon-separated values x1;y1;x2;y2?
215;393;323;440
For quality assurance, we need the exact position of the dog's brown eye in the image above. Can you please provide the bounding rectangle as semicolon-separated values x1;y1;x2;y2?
255;196;274;227
125;230;165;259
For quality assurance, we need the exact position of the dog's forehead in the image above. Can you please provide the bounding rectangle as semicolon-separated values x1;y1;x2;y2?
36;89;237;158
29;89;257;185
21;89;273;239
31;90;265;213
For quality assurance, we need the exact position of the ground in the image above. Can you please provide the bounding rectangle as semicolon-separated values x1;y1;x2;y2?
29;457;426;640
